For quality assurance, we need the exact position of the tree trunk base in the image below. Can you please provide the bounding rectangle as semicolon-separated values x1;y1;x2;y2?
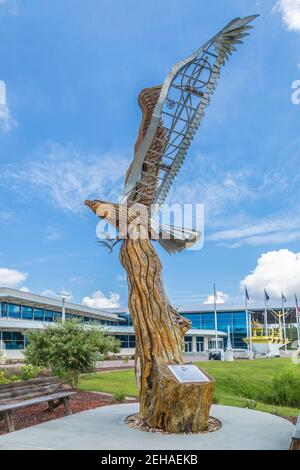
139;365;215;433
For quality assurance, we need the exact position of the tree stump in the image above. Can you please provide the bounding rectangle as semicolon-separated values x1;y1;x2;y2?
120;237;215;433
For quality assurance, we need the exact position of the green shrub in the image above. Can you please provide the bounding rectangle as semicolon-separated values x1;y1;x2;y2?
243;399;257;410
123;356;129;364
0;350;5;365
25;320;121;387
115;392;126;402
0;371;10;384
0;370;21;384
272;365;300;407
19;364;42;381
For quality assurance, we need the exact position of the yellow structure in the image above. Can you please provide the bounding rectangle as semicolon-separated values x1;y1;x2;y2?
244;313;290;355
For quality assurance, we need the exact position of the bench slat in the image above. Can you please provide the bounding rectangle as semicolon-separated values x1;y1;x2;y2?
0;391;76;413
0;377;60;393
0;377;69;403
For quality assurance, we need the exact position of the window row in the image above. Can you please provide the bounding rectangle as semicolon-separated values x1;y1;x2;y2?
0;302;117;326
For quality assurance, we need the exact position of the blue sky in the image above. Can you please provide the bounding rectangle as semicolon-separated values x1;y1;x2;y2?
0;0;300;309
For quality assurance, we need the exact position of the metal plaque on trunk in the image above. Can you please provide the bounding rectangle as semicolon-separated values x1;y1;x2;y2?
168;365;210;383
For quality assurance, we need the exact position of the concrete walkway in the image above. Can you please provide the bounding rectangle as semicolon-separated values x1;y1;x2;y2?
0;404;294;450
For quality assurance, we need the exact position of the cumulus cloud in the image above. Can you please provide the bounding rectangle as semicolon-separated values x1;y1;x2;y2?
241;249;300;300
274;0;300;32
0;267;27;287
203;291;229;305
2;143;129;213
82;290;120;309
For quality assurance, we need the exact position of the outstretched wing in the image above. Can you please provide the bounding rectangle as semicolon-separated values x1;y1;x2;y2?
122;15;258;207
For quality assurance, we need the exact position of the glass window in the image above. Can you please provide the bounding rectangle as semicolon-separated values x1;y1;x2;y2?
34;308;44;321
208;339;223;350
114;335;129;348
53;311;62;321
2;331;25;349
8;303;21;319
44;310;54;322
22;305;33;320
1;302;7;317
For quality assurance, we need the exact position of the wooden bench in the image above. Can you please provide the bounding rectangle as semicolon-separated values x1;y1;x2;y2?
0;376;76;433
290;416;300;450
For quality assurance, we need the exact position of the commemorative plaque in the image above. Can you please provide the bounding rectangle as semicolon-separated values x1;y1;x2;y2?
168;365;210;383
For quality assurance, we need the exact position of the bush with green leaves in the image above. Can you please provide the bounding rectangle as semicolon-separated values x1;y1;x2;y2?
25;320;120;387
114;391;126;402
19;364;42;381
271;365;300;407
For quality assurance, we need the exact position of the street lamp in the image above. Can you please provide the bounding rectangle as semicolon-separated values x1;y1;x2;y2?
58;291;71;322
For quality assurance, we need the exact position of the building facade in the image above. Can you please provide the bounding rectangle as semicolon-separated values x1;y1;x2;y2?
0;288;228;359
1;287;296;359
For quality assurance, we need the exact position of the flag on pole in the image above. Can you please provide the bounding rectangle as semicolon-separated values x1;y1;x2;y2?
282;292;287;303
296;294;300;320
264;289;270;302
245;286;250;301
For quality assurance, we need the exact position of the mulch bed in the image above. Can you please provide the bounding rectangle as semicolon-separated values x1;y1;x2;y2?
125;413;222;434
0;391;118;435
285;416;297;425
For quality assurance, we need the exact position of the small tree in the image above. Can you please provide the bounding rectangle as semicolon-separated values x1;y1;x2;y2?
25;320;120;386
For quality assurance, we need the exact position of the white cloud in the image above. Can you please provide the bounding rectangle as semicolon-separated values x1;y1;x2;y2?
241;249;300;300
208;208;300;247
0;210;12;221
0;104;16;133
0;267;27;287
0;81;17;133
19;286;30;292
203;291;229;305
82;290;120;309
274;0;300;32
2;143;129;213
40;289;58;298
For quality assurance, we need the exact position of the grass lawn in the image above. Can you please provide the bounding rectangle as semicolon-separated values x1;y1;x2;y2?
78;358;300;418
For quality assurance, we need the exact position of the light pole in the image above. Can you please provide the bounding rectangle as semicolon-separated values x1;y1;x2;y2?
213;283;218;352
58;292;71;322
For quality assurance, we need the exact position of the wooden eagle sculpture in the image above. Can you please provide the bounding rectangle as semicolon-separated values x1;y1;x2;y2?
85;15;258;433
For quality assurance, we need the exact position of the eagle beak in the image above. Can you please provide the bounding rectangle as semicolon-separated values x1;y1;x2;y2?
84;199;99;214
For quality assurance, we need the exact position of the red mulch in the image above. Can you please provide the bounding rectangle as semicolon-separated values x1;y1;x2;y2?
0;391;117;435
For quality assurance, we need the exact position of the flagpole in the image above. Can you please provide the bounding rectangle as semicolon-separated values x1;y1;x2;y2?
297;314;300;350
264;290;268;336
245;287;250;354
296;295;300;349
245;286;253;359
281;292;287;351
213;283;218;352
249;310;254;359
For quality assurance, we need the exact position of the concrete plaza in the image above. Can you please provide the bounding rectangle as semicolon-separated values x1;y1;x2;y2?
0;403;294;450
